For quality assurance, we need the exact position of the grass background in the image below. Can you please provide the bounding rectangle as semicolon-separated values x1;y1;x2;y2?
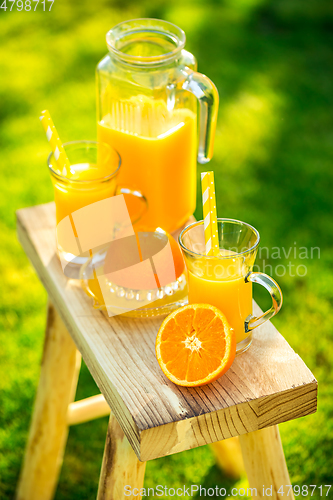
0;0;333;498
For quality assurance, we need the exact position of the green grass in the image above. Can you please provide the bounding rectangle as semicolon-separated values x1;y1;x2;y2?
1;0;333;498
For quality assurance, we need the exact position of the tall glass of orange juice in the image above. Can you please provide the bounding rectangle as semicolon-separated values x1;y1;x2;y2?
179;219;283;354
48;141;147;272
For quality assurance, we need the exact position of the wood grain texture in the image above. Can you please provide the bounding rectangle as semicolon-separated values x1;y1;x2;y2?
16;203;317;461
97;413;146;500
16;301;81;500
239;425;295;499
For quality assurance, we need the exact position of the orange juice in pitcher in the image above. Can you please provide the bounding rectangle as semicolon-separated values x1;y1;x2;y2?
96;19;219;232
97;102;197;231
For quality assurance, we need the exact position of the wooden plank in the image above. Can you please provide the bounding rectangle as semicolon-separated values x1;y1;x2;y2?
239;425;295;499
67;394;111;426
97;413;146;500
16;302;81;500
16;203;317;461
209;437;245;479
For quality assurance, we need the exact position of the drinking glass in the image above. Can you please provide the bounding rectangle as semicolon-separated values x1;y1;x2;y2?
48;141;147;272
179;219;283;354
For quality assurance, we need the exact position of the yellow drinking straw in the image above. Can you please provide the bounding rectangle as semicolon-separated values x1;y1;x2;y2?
201;171;220;256
39;110;71;175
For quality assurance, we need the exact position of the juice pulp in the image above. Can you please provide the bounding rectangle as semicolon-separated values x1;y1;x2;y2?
51;163;117;224
187;250;252;343
97;103;197;233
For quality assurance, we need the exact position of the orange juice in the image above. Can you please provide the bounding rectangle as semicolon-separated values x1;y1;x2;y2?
187;250;252;343
97;104;197;233
51;162;117;224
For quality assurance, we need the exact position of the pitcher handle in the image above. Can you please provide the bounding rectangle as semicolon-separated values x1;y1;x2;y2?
182;69;219;164
244;272;283;332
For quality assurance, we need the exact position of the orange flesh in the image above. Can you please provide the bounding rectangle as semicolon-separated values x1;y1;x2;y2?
156;304;236;387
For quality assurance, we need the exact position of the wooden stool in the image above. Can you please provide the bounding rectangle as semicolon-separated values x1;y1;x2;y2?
16;203;317;500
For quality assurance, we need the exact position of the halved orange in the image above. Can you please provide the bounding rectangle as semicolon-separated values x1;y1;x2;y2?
155;304;236;387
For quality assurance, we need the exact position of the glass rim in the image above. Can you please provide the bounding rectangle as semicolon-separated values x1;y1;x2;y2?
106;18;186;66
178;218;261;259
47;140;121;184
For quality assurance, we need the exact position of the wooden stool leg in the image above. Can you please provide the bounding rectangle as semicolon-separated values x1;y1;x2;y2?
16;301;81;500
239;425;295;500
210;437;245;478
97;413;146;500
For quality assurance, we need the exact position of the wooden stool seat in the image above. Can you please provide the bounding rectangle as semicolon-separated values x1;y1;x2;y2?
16;203;317;500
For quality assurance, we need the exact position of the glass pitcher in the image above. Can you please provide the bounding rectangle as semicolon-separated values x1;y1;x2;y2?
96;18;219;233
